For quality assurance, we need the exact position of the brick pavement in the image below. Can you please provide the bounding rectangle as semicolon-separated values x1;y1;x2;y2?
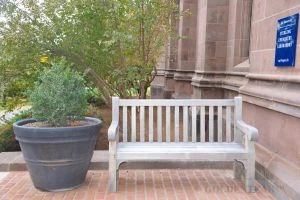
0;169;275;200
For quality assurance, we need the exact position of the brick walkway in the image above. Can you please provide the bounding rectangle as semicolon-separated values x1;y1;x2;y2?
0;170;274;200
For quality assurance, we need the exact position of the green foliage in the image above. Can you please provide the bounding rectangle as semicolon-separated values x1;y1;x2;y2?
29;60;87;126
85;87;105;106
0;124;13;152
0;109;32;152
0;0;179;107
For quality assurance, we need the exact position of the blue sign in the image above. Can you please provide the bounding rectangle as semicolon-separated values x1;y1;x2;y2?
275;13;299;67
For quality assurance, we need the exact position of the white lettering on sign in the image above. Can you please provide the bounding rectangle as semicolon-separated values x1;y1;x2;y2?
280;29;292;36
277;41;293;49
278;35;292;42
278;58;289;63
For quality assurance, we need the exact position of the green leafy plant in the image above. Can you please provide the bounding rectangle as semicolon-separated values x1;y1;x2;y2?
0;0;179;107
0;109;32;152
29;60;87;126
85;87;105;106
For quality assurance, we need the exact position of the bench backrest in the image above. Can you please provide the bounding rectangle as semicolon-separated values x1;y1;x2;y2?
112;97;242;143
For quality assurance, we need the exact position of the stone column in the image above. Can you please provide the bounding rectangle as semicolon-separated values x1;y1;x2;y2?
226;0;252;70
151;1;180;99
192;0;230;99
173;0;198;99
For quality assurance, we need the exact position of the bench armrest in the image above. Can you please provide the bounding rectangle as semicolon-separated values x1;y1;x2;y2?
236;120;258;141
108;121;118;141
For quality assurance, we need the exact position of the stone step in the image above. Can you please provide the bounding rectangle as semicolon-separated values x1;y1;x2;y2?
0;150;232;171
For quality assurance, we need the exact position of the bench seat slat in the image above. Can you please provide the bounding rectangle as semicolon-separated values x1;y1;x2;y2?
117;143;247;161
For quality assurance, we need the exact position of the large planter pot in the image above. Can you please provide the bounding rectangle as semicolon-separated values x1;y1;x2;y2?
13;117;102;192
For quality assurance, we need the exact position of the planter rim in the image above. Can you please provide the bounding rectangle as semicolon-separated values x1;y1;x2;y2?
13;117;102;130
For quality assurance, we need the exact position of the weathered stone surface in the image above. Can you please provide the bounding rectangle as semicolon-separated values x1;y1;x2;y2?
151;1;300;198
0;151;233;171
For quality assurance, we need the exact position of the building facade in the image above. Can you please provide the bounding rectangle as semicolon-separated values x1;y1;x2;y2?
151;0;300;199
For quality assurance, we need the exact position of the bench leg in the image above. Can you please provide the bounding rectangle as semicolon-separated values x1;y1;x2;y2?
108;141;119;192
108;157;119;192
233;160;244;180
245;157;255;192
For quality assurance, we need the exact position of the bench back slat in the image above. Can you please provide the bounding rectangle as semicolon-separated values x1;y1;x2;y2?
175;106;180;142
200;106;205;142
157;106;162;142
234;97;242;143
140;106;145;142
166;106;171;142
209;106;214;142
113;98;241;143
131;106;136;142
226;106;232;142
183;106;188;142
217;106;223;142
122;106;127;142
191;106;197;142
149;106;154;142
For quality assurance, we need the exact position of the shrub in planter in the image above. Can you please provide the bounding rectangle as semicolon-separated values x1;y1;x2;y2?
13;60;102;191
30;60;87;126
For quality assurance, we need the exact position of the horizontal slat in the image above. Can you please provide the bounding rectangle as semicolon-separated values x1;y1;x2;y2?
117;143;247;161
118;142;244;149
119;99;234;106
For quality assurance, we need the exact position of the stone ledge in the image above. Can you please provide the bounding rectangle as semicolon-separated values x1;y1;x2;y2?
246;73;300;84
255;143;300;200
0;150;233;172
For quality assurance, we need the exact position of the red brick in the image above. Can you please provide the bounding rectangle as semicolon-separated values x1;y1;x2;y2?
0;170;276;200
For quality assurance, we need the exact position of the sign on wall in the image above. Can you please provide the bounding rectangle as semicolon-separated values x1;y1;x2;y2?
275;13;299;67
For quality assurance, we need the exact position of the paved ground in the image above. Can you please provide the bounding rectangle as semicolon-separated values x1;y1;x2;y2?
0;173;8;182
0;169;274;200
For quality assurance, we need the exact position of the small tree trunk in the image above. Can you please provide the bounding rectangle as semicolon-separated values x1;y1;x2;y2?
86;70;112;105
139;81;149;99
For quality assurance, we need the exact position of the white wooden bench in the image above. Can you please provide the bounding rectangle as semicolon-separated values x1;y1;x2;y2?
108;96;258;192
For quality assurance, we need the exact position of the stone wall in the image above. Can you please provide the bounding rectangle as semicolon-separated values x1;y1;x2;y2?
151;0;300;198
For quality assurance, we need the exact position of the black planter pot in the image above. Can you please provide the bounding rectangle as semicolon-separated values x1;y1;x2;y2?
13;117;102;192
